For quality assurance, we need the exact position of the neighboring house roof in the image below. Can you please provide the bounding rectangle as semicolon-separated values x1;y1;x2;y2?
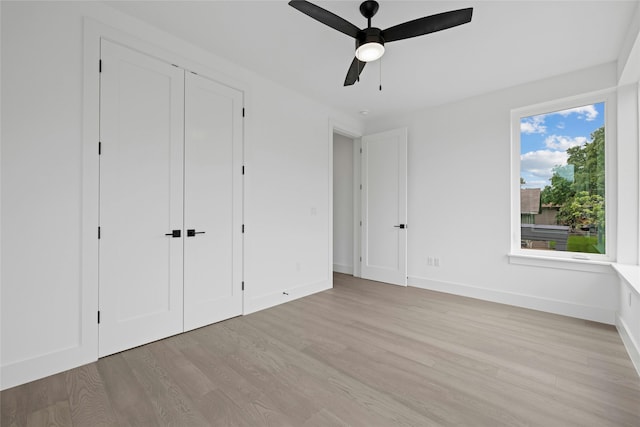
521;188;541;214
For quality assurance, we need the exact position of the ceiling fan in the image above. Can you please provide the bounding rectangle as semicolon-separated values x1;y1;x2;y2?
288;0;473;86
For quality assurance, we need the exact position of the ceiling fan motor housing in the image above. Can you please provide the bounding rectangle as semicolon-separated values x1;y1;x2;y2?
356;27;384;50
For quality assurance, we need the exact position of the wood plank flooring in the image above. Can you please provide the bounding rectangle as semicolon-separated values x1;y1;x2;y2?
2;273;640;426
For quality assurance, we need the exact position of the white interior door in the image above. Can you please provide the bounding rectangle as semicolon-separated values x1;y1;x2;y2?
361;128;408;286
99;40;185;357
183;73;243;331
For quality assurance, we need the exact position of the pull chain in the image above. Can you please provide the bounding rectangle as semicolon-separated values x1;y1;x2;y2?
379;57;382;91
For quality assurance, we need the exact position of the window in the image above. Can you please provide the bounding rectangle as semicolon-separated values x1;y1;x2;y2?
511;93;614;263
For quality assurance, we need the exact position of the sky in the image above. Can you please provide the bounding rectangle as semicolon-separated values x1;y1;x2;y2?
520;102;605;189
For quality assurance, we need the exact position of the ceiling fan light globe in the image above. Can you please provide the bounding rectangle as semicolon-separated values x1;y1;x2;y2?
355;42;385;62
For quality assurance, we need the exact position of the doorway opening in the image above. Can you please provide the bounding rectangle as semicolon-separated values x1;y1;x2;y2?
333;133;354;274
332;131;360;277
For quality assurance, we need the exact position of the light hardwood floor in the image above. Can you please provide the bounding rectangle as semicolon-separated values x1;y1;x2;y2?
2;273;640;426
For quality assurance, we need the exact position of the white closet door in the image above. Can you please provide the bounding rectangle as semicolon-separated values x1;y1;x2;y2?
361;128;408;286
183;72;243;331
99;40;185;357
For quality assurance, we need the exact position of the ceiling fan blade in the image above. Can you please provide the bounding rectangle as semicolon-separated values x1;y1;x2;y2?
382;8;473;43
344;57;366;86
288;0;360;38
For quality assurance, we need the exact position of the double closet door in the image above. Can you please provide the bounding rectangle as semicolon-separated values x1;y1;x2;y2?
98;40;243;357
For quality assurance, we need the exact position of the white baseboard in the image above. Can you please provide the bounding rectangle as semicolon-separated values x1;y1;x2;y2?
2;279;330;390
617;314;640;377
408;276;616;325
1;347;96;391
333;263;353;274
243;279;331;315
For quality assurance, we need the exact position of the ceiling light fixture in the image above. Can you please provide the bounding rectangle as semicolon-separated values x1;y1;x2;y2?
355;26;385;62
355;41;385;62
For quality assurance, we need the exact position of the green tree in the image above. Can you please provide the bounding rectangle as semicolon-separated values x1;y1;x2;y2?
540;126;605;230
557;191;604;231
566;126;605;196
541;168;574;205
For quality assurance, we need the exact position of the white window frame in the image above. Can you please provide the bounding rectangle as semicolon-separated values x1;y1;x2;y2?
509;90;616;271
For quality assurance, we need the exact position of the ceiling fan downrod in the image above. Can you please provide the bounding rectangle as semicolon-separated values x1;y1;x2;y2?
360;0;379;28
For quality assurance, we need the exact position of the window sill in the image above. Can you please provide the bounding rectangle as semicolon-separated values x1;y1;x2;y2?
508;252;612;273
612;264;640;296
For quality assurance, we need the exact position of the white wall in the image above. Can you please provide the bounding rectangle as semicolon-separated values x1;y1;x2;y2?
618;2;640;86
2;2;88;389
615;83;640;373
0;1;362;389
333;133;354;274
243;81;338;313
365;63;622;324
616;264;640;375
617;84;640;265
0;0;3;377
615;3;640;375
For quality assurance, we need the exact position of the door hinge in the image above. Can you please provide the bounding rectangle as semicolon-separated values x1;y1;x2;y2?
242;165;245;175
242;281;245;291
360;256;362;262
99;60;102;73
97;310;101;324
242;108;245;117
242;224;245;233
98;141;102;155
360;184;362;190
360;148;362;154
98;226;101;239
360;221;362;226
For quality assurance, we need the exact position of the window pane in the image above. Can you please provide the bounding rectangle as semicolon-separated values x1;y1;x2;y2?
520;102;605;254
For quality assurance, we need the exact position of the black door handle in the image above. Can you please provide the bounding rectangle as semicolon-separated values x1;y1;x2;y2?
393;224;406;229
187;229;206;237
165;230;181;238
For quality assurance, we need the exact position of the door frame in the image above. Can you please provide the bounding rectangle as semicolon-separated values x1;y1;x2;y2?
83;19;247;360
329;121;363;278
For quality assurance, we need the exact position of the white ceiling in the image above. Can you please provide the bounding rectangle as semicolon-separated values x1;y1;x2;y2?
105;0;639;122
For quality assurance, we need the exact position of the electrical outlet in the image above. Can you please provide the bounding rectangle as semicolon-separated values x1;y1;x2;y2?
427;256;434;266
434;257;440;267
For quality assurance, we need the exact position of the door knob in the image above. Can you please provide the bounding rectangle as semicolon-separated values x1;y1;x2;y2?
187;229;206;237
393;224;406;229
165;230;181;238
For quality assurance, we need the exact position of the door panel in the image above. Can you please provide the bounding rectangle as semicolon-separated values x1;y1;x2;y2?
183;73;243;331
361;128;408;286
99;40;185;356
